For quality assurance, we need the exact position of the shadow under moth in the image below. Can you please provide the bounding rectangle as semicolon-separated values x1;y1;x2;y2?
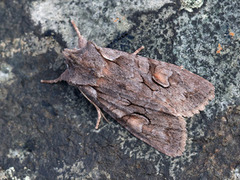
41;21;215;157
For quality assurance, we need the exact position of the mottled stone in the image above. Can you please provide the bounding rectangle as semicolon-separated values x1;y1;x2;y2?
0;0;239;179
30;0;172;47
180;0;204;12
0;62;15;85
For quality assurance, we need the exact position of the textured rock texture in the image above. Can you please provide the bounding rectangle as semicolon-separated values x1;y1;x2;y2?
0;0;239;179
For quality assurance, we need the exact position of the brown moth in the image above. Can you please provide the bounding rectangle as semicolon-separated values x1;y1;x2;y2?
41;21;215;157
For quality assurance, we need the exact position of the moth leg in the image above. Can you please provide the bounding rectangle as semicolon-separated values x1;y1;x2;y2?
133;46;144;55
80;90;109;129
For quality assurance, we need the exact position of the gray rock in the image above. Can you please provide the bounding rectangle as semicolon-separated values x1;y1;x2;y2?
0;0;239;179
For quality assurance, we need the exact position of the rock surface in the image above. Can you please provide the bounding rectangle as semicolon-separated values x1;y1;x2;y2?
0;0;239;179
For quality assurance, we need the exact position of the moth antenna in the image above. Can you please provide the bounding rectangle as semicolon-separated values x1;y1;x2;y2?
79;90;109;129
71;20;82;39
41;77;62;84
70;20;87;48
133;46;144;55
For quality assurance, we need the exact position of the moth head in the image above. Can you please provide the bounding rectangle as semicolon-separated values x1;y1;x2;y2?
63;21;107;77
61;42;107;86
64;42;106;68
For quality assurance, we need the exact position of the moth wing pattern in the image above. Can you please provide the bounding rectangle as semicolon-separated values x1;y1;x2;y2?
42;21;215;157
82;82;188;156
77;44;214;157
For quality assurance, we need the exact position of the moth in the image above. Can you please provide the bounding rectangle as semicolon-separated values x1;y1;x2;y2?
41;21;215;157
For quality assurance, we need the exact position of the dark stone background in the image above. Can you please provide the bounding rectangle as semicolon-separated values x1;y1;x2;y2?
0;0;240;179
